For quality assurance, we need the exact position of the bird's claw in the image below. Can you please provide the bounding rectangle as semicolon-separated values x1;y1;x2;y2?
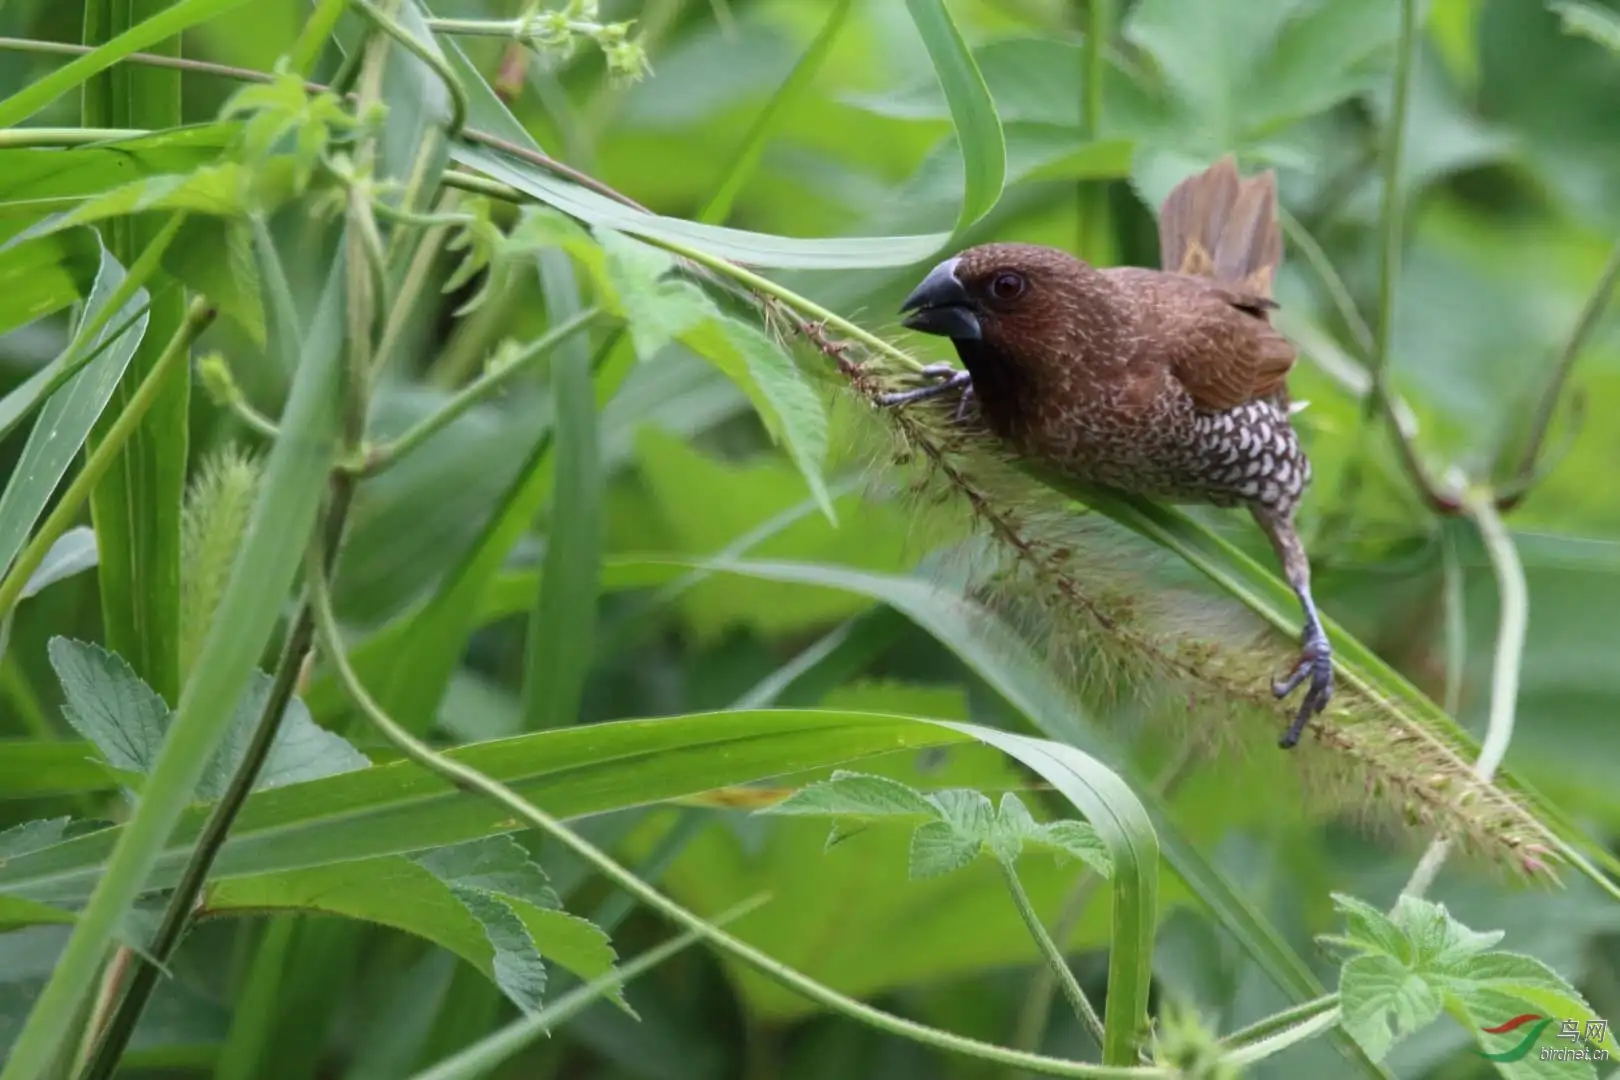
1273;628;1333;749
875;365;974;412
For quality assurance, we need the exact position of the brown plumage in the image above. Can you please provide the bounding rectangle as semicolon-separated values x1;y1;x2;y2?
880;156;1332;748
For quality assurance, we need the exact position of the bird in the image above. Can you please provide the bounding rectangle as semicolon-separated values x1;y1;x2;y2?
877;155;1332;749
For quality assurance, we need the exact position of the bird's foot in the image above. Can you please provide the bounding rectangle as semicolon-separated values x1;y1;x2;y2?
876;363;972;409
1273;626;1333;749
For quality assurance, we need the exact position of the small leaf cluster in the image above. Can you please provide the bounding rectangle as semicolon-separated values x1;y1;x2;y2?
1324;893;1615;1076
762;770;1112;881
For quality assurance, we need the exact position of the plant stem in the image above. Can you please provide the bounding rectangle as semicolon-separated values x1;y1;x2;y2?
74;477;353;1080
0;298;215;623
1368;0;1418;408
307;565;1167;1080
1402;488;1528;900
1221;1006;1342;1068
1000;859;1107;1049
1217;994;1340;1050
354;306;602;476
349;0;469;135
1012;744;1197;1066
1498;234;1620;499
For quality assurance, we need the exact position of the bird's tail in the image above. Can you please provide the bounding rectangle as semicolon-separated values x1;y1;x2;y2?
1156;155;1282;298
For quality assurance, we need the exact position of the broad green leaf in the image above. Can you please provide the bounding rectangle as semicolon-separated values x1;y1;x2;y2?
1453;989;1597;1080
0;126;232;209
678;314;833;522
452;889;549;1011
0;826;76;929
198;671;371;798
46;638;369;800
902;0;1006;233
1340;953;1444;1061
0;229;102;340
1326;892;1614;1067
0;247;146;589
0;821;70;861
0;742;118;799
908;819;984;879
47;639;170;779
1121;0;1399;150
413;837;559;909
205;849;616;1015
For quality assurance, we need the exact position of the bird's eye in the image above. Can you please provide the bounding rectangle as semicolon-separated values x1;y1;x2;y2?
989;270;1026;301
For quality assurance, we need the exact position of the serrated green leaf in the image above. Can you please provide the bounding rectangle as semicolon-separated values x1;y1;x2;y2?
198;671;371;799
907;819;983;880
1329;893;1418;960
764;770;939;820
1456;990;1597;1080
678;314;833;522
1341;953;1444;1061
48;637;369;801
1328;892;1614;1068
47;637;170;778
1031;819;1113;877
414;837;559;910
0;229;102;341
453;888;549;1013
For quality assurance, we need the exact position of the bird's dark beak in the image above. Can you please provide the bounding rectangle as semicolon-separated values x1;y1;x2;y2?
899;257;980;340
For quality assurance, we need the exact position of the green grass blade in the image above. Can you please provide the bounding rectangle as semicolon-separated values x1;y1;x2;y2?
0;0;252;129
81;0;190;705
0;244;147;584
697;0;855;225
0;710;975;902
0;241;345;1080
449;142;950;270
904;0;1006;235
521;252;601;731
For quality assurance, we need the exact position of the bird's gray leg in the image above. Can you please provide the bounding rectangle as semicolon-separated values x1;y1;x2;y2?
876;363;973;408
1252;504;1334;749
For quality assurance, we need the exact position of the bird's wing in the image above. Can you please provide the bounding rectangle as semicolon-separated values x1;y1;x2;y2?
1107;268;1297;412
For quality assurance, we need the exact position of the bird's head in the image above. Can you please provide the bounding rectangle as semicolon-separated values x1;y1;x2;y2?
897;242;1109;361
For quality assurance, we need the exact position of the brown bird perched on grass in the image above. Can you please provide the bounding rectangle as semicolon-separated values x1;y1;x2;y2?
879;156;1331;749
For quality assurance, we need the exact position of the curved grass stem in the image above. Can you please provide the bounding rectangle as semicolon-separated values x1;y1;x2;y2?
999;859;1107;1050
1402;489;1529;900
353;306;603;476
307;560;1167;1080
